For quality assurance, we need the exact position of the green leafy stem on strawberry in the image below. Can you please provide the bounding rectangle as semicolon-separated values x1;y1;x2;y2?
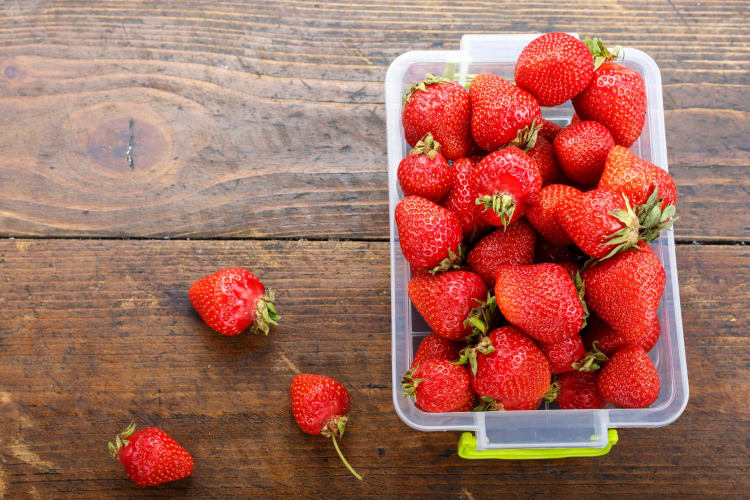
402;73;452;106
318;415;362;481
429;245;465;275
574;272;590;330
510;118;542;151
107;421;137;458
455;335;495;376
475;193;516;230
250;290;279;335
572;341;608;372
584;36;622;70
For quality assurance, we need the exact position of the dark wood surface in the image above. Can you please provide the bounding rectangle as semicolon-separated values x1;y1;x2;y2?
0;0;748;498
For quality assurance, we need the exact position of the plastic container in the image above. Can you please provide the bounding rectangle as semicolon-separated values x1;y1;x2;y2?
386;34;689;458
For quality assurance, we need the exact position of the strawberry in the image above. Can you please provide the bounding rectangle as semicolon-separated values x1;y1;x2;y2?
402;359;474;413
189;267;278;336
597;345;660;408
540;334;586;374
290;374;362;480
582;242;665;344
402;74;472;160
538;118;563;142
582;313;660;356
397;133;452;201
108;423;193;487
472;146;543;228
494;263;586;344
515;32;595;107
469;73;541;151
395;195;463;271
527;135;566;186
573;39;646;147
466;220;535;287
599;145;678;209
557;371;606;409
411;333;462;368
526;184;581;247
408;270;488;341
470;326;551;408
441;157;492;240
553;120;615;185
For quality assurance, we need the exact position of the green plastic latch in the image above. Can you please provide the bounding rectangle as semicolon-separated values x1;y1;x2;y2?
457;429;618;460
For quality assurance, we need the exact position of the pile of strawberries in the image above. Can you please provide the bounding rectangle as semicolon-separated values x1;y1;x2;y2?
397;33;677;413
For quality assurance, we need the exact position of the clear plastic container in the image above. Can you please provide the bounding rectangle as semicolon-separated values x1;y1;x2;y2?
386;34;689;457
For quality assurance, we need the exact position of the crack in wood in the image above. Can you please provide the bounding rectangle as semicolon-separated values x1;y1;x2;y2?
126;118;135;171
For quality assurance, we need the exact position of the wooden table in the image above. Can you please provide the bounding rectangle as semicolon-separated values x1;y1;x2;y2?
1;1;748;497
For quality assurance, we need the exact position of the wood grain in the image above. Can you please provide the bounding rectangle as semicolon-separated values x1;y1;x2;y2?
0;0;748;240
0;239;747;498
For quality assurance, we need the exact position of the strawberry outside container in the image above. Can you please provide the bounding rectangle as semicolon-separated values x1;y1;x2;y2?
386;34;689;458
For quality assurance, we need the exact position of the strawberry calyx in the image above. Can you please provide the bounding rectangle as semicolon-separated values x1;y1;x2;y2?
429;245;464;275
319;415;363;481
584;37;622;70
476;193;516;230
463;293;497;339
543;381;560;403
107;421;136;458
409;132;442;161
402;73;452;106
510;118;541;151
574;272;590;330
454;335;495;375
250;291;279;336
401;367;426;399
573;341;608;372
473;396;500;412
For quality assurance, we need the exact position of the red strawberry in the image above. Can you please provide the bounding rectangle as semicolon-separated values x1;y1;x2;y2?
108;423;193;487
515;32;595;107
494;263;586;344
395;195;463;271
408;270;488;341
457;398;475;412
597;345;660;408
527;135;566;186
470;326;551;407
189;268;278;336
441;157;492;239
397;133;452;201
582;242;665;344
402;359;474;413
411;333;463;368
540;334;586;374
402;74;472;160
573;42;646;147
534;240;575;263
582;313;660;356
466;220;536;287
526;184;581;247
557;371;606;409
538;118;563;142
599;145;678;209
469;73;542;151
553;120;615;185
472;146;543;228
290;374;362;480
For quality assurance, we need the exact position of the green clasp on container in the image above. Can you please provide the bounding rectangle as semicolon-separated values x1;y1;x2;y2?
457;429;618;459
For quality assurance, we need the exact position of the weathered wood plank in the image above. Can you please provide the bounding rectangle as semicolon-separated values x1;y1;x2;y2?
0;0;747;240
0;240;747;497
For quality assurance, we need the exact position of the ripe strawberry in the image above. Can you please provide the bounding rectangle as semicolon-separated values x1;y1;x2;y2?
582;242;665;344
597;345;660;408
441;157;492;240
573;43;646;147
108;423;193;487
557;371;606;409
527;135;566;186
466;220;535;287
599;145;678;209
395;195;463;271
470;326;551;407
515;32;595;107
189;267;278;336
582;313;660;356
402;74;472;160
290;374;362;480
494;263;586;344
397;133;452;201
469;73;541;151
553;120;615;185
411;333;463;368
408;270;488;341
540;334;586;374
526;184;581;247
538;118;563;142
402;359;474;413
472;146;542;228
